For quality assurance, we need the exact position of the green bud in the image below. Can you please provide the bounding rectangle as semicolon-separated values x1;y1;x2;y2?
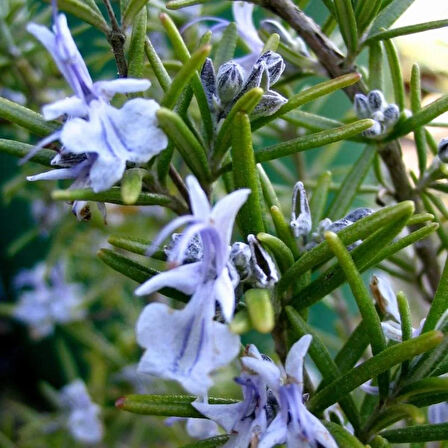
245;288;275;333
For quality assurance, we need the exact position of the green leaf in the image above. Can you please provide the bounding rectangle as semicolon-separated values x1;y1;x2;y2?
307;331;443;413
55;0;108;33
144;37;171;92
397;291;412;374
0;97;58;136
180;436;229;448
252;73;362;131
232;112;264;237
257;232;294;273
156;108;211;183
366;19;448;43
160;13;213;143
257;164;282;210
270;205;300;259
108;235;166;259
116;394;237;417
127;7;147;80
97;248;189;302
325;231;387;396
327;145;375;220
278;201;414;293
161;44;211;109
284;110;343;133
292;218;435;311
122;0;149;28
397;377;448;402
368;0;416;38
384;39;405;111
322;421;365;448
255;120;374;163
410;64;427;176
214;22;238;69
286;307;362;430
52;187;172;206
334;0;358;54
394;93;448;137
422;257;448;333
366;404;425;436
368;41;384;91
212;88;264;169
166;0;209;9
309;171;331;231
380;423;448;443
120;169;144;205
0;139;54;166
356;0;382;34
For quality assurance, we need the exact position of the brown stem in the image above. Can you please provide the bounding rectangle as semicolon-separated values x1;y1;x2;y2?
102;0;128;78
245;0;441;293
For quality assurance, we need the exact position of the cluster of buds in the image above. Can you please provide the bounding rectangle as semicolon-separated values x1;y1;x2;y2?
289;181;373;250
354;90;399;138
201;51;287;120
165;232;278;290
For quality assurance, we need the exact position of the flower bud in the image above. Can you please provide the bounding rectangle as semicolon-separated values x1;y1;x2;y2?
327;218;352;234
241;61;265;94
354;94;370;119
438;137;448;163
245;288;275;333
343;207;373;223
165;233;203;264
383;104;399;126
251;90;287;118
247;234;279;288
200;58;217;108
229;241;252;281
367;90;386;112
257;51;285;86
216;61;244;103
363;120;383;138
290;181;312;238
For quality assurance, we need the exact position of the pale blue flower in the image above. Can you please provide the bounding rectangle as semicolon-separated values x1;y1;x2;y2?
25;5;167;194
428;399;448;424
165;416;219;440
135;176;250;396
13;262;85;339
195;336;337;448
60;380;103;444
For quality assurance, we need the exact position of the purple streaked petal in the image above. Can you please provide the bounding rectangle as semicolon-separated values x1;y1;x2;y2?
302;409;338;448
27;166;81;181
192;400;245;433
241;357;282;391
20;131;61;165
145;214;196;257
137;282;240;396
211;188;250;246
285;334;312;387
258;413;287;448
89;154;126;192
186;175;211;220
42;95;88;120
92;79;151;100
232;2;263;54
135;262;202;296
428;402;448;424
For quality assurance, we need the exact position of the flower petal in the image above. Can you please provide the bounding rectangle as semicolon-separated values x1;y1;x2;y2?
89;154;126;192
105;98;168;163
186;176;211;220
93;79;151;100
27;166;82;182
258;414;287;448
42;96;88;120
135;262;202;296
193;400;245;433
136;283;240;396
285;334;312;386
214;269;235;322
241;357;282;391
211;188;250;245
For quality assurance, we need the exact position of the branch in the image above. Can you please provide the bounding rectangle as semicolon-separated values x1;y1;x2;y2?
247;0;441;293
